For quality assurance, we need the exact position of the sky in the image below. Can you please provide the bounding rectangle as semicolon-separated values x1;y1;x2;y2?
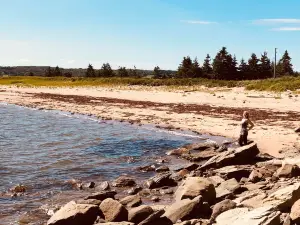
1;0;300;70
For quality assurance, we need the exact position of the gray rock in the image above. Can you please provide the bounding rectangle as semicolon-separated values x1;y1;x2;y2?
96;181;110;191
163;196;203;223
174;177;216;205
138;209;167;225
156;166;170;173
290;199;300;223
276;164;300;178
112;176;136;187
201;143;259;170
216;178;241;200
47;201;99;225
210;199;237;222
120;195;142;208
127;186;143;195
262;183;300;211
215;206;280;225
128;205;154;224
181;149;217;162
207;176;225;187
145;172;177;189
100;198;128;222
214;165;252;181
76;199;102;205
85;191;116;201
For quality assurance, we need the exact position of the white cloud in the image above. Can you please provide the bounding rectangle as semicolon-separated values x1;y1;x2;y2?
271;27;300;31
180;20;217;25
253;19;300;24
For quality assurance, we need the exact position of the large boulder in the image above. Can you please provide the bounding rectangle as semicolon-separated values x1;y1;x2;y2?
120;195;142;208
145;172;177;189
167;142;218;156
262;183;300;211
215;206;281;225
210;199;236;222
181;149;217;162
128;205;154;224
76;199;102;206
289;199;300;223
138;209;170;225
215;178;241;200
163;196;203;223
276;164;300;178
233;190;267;208
174;177;216;205
100;198;128;222
214;165;252;181
85;191;117;201
201;143;259;170
207;176;225;187
47;201;99;225
249;165;279;183
112;176;136;187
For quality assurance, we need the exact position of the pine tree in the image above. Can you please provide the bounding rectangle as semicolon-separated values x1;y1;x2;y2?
99;63;114;77
117;67;128;77
238;58;248;80
192;57;203;78
45;67;53;77
153;66;162;79
247;53;260;79
277;50;293;76
53;66;62;77
213;47;233;80
177;56;193;78
86;64;96;77
202;54;213;78
259;52;272;79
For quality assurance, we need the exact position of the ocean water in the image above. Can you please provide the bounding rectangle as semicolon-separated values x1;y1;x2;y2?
0;103;226;224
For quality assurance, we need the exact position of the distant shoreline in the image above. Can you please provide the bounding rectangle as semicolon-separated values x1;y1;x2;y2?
0;85;299;157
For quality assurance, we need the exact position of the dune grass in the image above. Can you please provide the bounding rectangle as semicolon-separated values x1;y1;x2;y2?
0;76;299;92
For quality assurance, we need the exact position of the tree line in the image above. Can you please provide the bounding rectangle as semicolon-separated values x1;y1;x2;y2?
44;47;297;80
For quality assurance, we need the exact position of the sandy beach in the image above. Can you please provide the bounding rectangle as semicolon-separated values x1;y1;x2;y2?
0;85;299;157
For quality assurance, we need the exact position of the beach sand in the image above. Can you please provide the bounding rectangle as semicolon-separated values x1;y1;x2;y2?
1;85;299;157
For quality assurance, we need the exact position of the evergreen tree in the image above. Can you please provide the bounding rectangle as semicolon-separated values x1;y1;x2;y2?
213;47;233;80
117;67;128;77
177;56;193;78
153;66;162;79
99;63;114;77
45;67;53;77
53;66;62;77
202;54;213;78
247;53;260;79
259;52;272;79
192;57;203;78
277;50;293;76
238;58;248;80
63;72;72;78
86;64;96;77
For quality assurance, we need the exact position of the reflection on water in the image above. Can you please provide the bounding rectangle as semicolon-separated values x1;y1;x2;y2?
0;103;226;224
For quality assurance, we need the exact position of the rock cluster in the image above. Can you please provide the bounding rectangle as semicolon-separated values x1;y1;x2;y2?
46;142;300;225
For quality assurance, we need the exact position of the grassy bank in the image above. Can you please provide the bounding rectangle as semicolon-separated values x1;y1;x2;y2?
0;76;299;92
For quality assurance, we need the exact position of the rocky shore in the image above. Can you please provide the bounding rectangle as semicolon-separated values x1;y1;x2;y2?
37;139;300;225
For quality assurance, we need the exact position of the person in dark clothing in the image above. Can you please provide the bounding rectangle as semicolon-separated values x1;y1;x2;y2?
239;111;254;146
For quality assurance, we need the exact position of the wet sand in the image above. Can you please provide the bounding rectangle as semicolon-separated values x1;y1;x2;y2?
0;85;299;157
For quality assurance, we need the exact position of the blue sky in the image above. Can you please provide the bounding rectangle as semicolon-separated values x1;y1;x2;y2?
1;0;300;70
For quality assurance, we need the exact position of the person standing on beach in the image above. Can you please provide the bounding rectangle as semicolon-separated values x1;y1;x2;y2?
238;111;254;146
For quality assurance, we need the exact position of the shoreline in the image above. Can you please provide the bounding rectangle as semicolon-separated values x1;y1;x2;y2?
1;85;299;157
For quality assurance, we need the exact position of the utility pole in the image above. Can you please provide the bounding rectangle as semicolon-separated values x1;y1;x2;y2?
274;48;277;78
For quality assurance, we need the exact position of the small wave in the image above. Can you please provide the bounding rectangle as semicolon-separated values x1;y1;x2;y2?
143;126;206;139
